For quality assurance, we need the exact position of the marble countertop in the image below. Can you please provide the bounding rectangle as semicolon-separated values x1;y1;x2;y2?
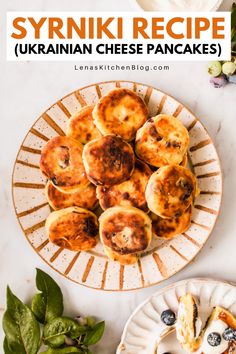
0;0;236;353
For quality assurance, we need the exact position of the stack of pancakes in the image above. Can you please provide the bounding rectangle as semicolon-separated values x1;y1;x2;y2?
39;88;199;265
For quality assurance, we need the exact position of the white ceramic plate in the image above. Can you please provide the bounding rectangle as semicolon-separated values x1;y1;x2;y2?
12;81;222;291
132;0;223;11
117;278;236;354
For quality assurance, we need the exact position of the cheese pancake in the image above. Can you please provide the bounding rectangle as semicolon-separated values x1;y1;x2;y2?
82;135;135;186
176;294;202;352
180;153;188;167
135;114;189;167
151;205;192;240
40;136;89;193
146;165;198;218
93;88;148;141
45;181;98;210
99;206;152;255
45;207;98;251
97;159;152;211
67;106;102;145
103;245;138;265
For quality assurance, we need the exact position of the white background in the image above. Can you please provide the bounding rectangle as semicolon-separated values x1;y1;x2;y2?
0;0;236;353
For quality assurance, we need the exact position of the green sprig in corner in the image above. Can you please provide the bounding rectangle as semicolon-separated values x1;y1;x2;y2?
2;269;105;354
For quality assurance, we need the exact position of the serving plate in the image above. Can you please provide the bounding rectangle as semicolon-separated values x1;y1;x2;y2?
12;80;222;291
117;278;236;354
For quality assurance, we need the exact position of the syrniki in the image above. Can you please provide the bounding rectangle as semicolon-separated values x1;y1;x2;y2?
67;105;102;145
93;88;148;141
99;206;152;265
40;136;89;193
145;165;199;219
135;114;189;167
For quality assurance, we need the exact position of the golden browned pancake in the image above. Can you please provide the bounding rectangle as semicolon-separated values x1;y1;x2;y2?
151;205;192;239
103;245;138;265
40;136;89;193
99;206;152;256
45;181;98;210
67;106;102;145
180;153;188;167
145;165;198;218
97;159;152;211
135;114;189;167
82;135;135;186
93;88;148;141
176;293;202;352
45;207;98;251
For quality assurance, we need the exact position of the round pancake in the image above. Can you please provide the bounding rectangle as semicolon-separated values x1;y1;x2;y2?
93;88;148;141
151;205;192;239
40;136;89;193
67;106;102;145
82;135;135;186
103;245;138;265
97;159;152;211
45;181;98;210
135;114;189;167
99;206;152;255
45;207;98;251
146;165;198;218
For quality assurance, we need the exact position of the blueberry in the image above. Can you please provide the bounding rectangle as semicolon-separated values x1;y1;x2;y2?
161;309;176;326
207;332;221;346
223;327;236;341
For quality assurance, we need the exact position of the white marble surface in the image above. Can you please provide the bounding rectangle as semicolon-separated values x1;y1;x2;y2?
0;0;236;353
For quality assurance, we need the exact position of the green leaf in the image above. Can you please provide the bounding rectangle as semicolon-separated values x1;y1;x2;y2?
33;268;63;324
83;321;105;346
41;348;83;354
31;293;46;323
232;2;236;30
3;287;40;354
43;316;85;348
3;337;14;354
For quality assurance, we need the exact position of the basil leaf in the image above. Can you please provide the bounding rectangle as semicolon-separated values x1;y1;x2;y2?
33;268;63;323
3;287;40;354
83;321;105;346
43;316;84;348
41;348;83;354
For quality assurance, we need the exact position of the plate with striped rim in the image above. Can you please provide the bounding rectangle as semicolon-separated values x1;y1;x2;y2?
12;80;222;291
117;278;236;354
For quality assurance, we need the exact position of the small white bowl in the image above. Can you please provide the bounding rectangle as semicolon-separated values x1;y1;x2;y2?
131;0;224;12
